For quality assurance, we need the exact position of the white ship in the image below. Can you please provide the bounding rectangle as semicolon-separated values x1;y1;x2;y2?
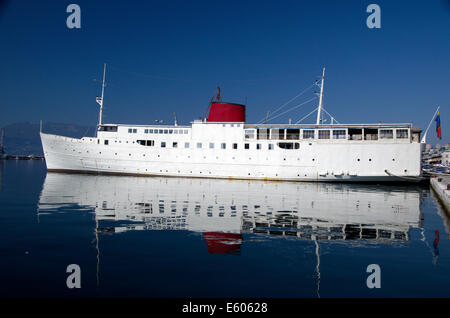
40;66;423;182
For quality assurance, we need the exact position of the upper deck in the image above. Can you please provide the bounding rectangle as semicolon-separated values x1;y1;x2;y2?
95;121;421;145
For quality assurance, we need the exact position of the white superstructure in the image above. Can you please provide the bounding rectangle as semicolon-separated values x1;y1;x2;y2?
40;67;423;182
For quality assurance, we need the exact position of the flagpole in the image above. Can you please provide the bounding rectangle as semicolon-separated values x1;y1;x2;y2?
421;106;440;144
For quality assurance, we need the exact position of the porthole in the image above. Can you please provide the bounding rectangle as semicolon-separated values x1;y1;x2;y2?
357;158;360;161
369;159;372;161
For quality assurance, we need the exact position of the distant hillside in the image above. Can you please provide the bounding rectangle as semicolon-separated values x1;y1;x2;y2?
1;122;95;156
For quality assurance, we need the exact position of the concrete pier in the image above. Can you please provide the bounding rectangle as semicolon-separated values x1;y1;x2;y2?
430;175;450;211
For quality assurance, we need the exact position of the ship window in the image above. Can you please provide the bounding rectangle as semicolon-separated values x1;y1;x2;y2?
209;143;214;149
184;130;188;134
257;128;268;140
169;129;173;134
303;130;315;139
104;140;109;145
97;139;100;144
161;141;166;148
268;144;274;150
197;142;202;149
245;130;255;139
221;143;226;149
231;124;234;127
256;144;261;150
277;142;300;149
333;130;346;139
270;129;280;140
154;130;158;134
185;142;190;148
233;143;238;149
348;128;363;140
147;140;154;146
164;129;168;134
133;129;137;133
174;130;178;134
244;143;250;149
286;129;300;140
173;142;178;148
149;129;154;133
144;129;148;133
237;124;240;127
318;130;330;139
128;128;132;133
396;129;409;139
379;129;393;139
159;129;163;134
364;128;378;140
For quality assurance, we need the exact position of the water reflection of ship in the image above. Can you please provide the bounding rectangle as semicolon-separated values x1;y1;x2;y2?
38;173;424;295
38;173;423;245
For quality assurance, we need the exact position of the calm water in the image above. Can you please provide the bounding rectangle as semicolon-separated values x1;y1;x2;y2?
0;160;449;298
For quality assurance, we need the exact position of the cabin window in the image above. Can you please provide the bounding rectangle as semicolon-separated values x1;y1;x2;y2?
277;142;300;149
197;142;202;149
221;143;226;149
99;126;117;132
303;130;315;139
396;129;409;139
174;130;178;134
245;130;255;139
318;130;330;139
148;140;154;146
161;142;166;148
244;143;250;150
333;130;346;139
270;129;279;140
268;144;274;150
159;129;163;134
185;142;190;148
256;144;262;150
233;143;238;149
364;128;378;140
286;129;300;140
231;124;234;127
128;128;132;133
379;129;393;139
154;130;158;134
164;129;168;134
257;129;268;140
149;129;154;133
169;129;173;134
144;129;148;133
173;142;178;148
348;128;363;140
209;143;214;149
184;130;188;134
104;140;109;145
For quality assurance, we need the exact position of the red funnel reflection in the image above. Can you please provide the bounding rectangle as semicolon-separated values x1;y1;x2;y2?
203;232;243;254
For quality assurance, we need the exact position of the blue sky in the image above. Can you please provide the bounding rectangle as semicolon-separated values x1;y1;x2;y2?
0;0;449;144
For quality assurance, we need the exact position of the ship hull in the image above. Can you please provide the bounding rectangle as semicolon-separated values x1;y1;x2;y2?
41;132;423;183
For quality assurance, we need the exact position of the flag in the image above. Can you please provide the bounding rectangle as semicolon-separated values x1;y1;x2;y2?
435;110;441;139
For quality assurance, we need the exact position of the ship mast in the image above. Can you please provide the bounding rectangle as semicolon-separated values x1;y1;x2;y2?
96;63;107;128
316;67;325;125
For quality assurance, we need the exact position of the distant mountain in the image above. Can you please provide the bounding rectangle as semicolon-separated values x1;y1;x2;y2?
1;122;95;156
